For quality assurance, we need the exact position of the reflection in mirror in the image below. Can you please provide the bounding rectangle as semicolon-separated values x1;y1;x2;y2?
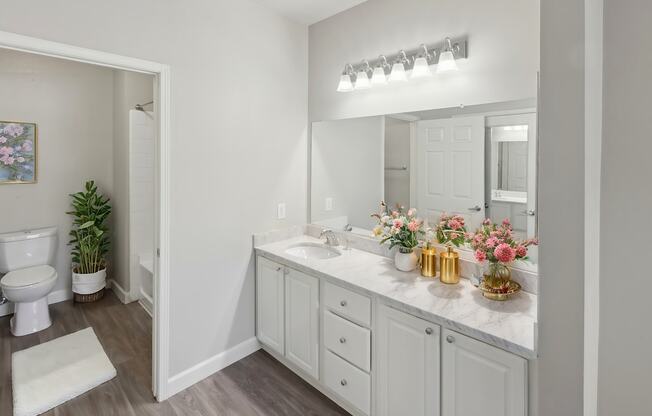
310;100;539;268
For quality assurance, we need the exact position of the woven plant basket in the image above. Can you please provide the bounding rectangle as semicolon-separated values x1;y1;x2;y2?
74;288;105;303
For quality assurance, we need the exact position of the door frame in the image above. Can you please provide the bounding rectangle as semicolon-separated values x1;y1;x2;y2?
0;30;172;401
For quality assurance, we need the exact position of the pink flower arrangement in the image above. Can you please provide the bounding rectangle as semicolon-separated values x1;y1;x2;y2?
467;218;538;265
372;202;425;252
435;213;467;247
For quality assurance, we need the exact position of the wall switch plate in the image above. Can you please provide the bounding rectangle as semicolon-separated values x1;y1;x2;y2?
325;197;333;211
277;202;286;219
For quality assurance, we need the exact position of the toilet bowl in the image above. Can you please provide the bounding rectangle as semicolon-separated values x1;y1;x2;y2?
1;265;58;336
0;227;58;336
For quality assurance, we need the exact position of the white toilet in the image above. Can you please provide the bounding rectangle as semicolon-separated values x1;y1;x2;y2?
0;227;58;336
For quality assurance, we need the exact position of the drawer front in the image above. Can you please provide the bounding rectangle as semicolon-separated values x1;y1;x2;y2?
323;311;371;372
323;350;371;415
323;282;371;326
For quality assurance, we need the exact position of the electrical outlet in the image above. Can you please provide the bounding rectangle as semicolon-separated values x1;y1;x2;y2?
277;202;286;219
325;197;333;211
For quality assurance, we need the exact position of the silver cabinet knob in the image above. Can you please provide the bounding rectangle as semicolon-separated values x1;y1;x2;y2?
425;327;433;335
446;335;455;343
339;337;346;344
340;300;347;307
275;266;282;272
340;379;347;386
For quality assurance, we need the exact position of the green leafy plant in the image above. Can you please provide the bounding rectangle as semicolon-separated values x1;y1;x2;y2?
67;180;111;274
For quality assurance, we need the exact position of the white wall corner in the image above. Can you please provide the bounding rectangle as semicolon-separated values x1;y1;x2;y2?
166;337;261;399
107;278;134;304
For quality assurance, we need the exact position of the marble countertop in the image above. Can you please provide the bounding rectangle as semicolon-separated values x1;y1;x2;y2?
255;235;537;359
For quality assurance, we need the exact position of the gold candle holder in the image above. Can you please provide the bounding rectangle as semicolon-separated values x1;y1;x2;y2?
420;247;437;278
439;246;459;284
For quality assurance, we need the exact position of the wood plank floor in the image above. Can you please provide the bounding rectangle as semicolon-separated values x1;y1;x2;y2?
0;290;349;416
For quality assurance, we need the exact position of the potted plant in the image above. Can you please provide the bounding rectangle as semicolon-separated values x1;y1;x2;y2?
467;218;538;300
372;202;425;272
67;180;111;303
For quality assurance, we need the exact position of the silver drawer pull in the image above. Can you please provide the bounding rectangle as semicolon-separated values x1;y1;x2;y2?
339;337;346;344
340;379;347;386
425;327;433;335
340;300;347;307
446;335;455;343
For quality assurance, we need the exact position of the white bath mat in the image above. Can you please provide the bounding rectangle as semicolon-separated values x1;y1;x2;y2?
12;327;117;416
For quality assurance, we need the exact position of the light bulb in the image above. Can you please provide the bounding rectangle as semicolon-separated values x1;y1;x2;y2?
371;67;388;85
389;62;407;82
354;70;371;90
437;50;458;73
336;74;353;92
411;56;432;79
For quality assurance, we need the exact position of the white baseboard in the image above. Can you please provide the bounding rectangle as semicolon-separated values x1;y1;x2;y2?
138;287;153;317
107;279;134;304
0;288;72;317
167;337;261;398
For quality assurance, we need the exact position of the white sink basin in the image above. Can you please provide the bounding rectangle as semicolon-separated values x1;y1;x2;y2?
285;243;341;260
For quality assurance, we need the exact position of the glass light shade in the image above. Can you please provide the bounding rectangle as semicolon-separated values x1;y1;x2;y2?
354;70;371;90
389;62;407;82
411;56;432;79
336;74;353;92
437;50;458;73
371;67;388;85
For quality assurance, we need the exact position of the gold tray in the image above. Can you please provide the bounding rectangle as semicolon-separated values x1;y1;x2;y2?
479;280;521;301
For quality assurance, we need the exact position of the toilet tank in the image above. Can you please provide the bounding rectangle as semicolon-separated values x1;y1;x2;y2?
0;227;58;273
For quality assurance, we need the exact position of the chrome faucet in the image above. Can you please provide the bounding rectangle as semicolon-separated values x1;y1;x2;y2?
320;229;339;246
343;223;353;232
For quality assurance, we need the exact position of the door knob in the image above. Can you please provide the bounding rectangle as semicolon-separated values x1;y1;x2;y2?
521;209;536;216
446;335;455;343
425;327;433;335
340;300;347;307
339;337;346;344
340;379;348;386
468;205;482;212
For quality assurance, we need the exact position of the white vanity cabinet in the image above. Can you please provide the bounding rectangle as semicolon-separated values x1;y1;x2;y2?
376;304;441;416
284;267;319;379
442;328;527;416
255;256;285;355
256;257;319;379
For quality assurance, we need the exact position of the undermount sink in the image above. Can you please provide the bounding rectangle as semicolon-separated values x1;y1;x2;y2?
285;243;341;260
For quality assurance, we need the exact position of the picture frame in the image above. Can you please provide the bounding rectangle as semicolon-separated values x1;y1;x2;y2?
0;121;38;184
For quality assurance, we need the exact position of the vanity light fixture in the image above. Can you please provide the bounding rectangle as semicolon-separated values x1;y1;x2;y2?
411;44;433;79
335;37;467;92
371;55;390;86
436;37;460;73
354;60;372;90
389;50;409;83
336;63;355;92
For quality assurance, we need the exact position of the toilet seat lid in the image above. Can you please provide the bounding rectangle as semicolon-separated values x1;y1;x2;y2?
1;265;57;288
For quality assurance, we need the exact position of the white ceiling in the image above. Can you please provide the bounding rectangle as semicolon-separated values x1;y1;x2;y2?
256;0;368;25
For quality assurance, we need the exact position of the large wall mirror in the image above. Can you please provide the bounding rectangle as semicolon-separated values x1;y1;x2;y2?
310;99;539;270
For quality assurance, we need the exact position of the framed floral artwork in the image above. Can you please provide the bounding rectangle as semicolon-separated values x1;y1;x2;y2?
0;121;37;184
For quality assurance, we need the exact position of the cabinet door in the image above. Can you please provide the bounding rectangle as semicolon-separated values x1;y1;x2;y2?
442;329;527;416
256;257;285;355
285;268;319;379
376;304;440;416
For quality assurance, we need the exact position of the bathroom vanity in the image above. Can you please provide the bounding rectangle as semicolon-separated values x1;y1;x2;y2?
254;231;536;416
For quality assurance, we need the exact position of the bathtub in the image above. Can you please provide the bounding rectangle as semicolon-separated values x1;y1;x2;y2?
137;253;154;317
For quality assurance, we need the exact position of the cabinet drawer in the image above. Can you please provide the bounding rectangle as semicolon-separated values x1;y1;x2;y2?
323;282;371;326
324;311;371;372
323;350;371;415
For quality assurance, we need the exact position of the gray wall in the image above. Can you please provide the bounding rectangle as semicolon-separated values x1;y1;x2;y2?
0;0;308;378
538;0;585;415
598;0;652;414
0;49;114;295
